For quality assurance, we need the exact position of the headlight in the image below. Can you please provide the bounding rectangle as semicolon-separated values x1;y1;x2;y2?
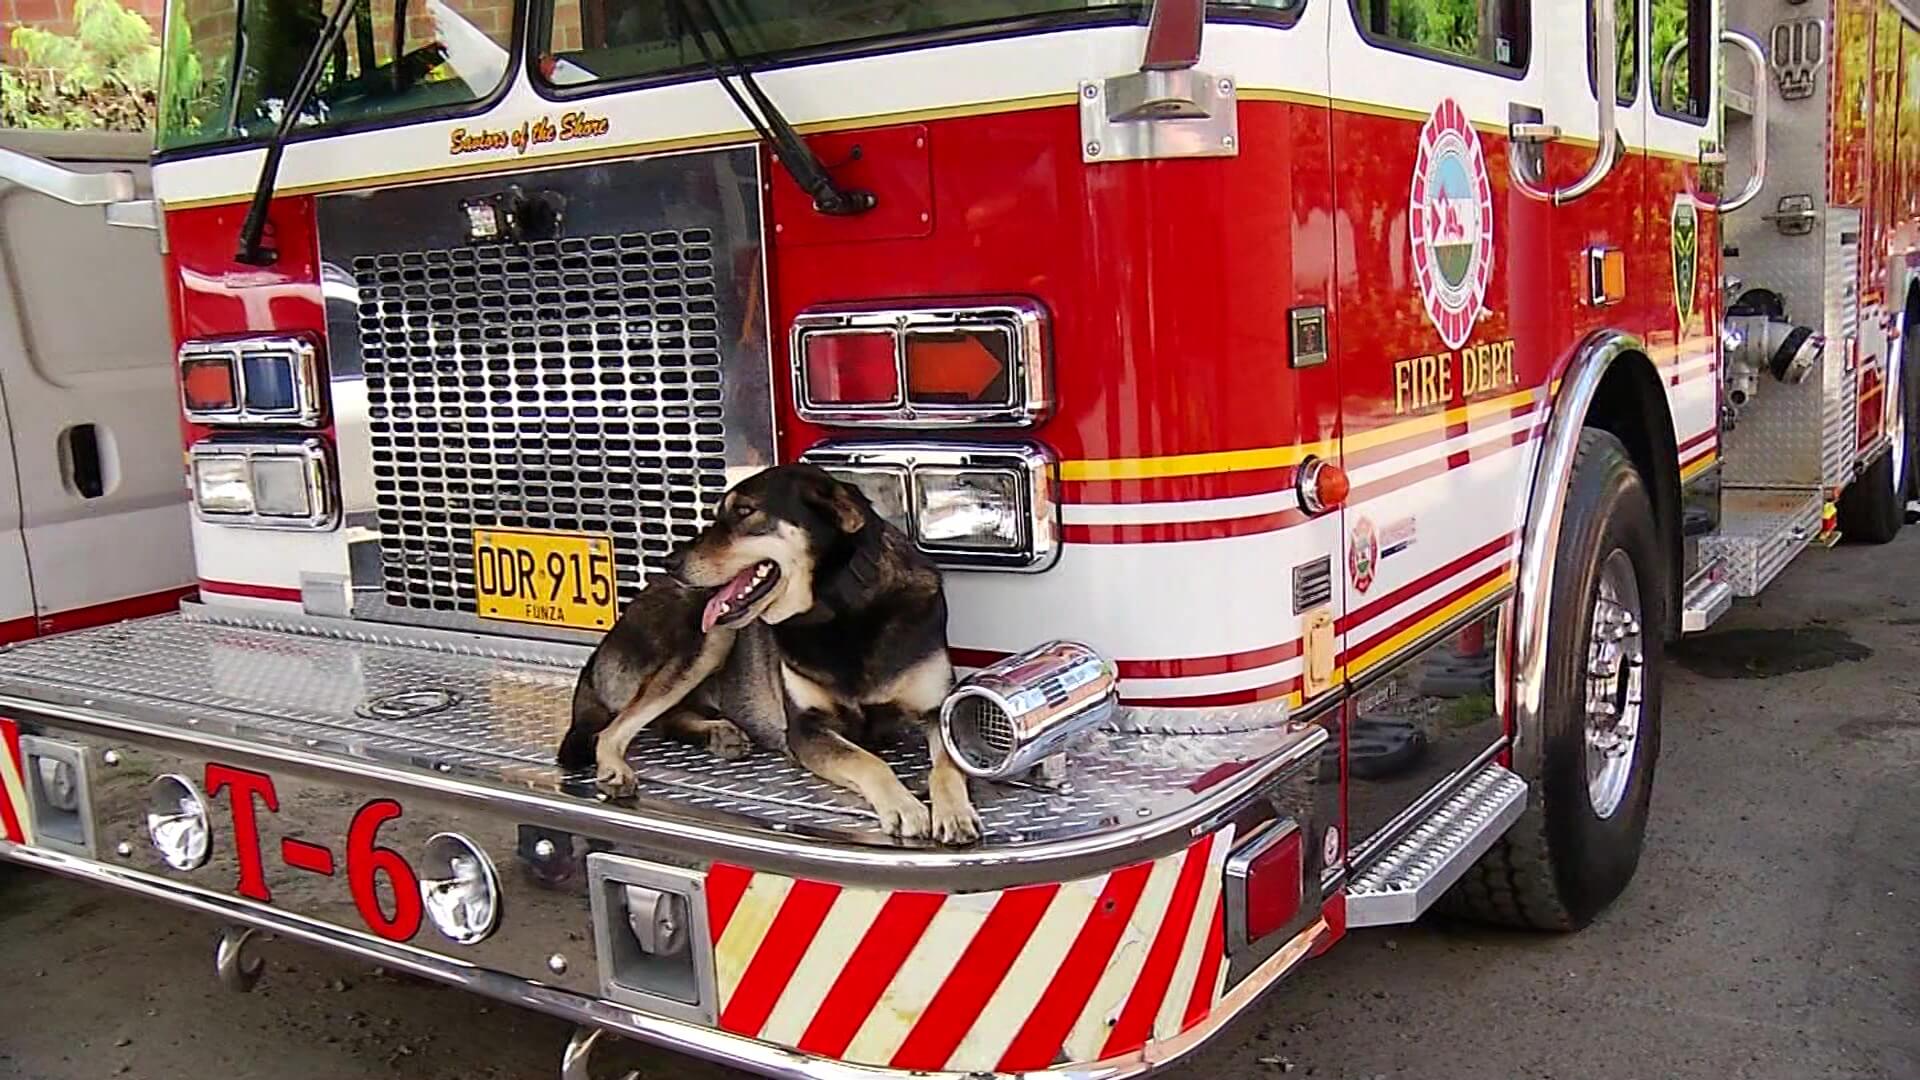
832;465;910;534
189;439;337;530
915;467;1022;550
802;442;1056;571
192;454;253;515
250;456;315;518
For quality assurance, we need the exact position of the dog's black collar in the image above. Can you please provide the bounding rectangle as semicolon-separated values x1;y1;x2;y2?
798;524;886;621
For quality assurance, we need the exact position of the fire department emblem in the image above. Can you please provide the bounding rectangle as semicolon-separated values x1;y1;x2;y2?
1672;194;1700;327
1409;98;1495;350
1349;516;1380;594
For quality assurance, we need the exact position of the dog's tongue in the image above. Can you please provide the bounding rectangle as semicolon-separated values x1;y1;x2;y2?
701;565;762;632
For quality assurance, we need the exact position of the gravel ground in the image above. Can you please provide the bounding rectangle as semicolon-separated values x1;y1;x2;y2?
3;533;1918;1080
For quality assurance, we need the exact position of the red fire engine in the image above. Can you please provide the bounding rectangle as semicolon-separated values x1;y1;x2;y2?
1;0;1916;1074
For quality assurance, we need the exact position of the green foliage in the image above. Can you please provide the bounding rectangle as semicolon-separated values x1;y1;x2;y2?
159;0;219;142
1372;0;1491;60
1;0;164;131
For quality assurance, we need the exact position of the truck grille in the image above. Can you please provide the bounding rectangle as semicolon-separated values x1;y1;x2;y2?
356;230;731;612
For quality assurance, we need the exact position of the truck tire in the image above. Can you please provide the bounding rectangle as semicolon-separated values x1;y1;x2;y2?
1439;429;1664;930
1836;336;1914;543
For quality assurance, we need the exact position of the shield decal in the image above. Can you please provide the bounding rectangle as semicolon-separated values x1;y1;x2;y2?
1671;195;1699;326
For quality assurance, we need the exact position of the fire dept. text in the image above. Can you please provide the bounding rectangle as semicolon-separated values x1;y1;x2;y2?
1393;338;1517;413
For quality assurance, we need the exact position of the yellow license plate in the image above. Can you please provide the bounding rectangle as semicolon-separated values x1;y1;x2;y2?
472;528;617;630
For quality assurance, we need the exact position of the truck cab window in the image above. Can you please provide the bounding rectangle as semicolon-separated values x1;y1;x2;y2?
159;0;515;151
1355;0;1531;70
1652;0;1709;119
1598;0;1638;103
537;1;1305;87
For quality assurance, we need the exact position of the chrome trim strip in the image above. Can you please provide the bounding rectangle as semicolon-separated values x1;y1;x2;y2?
0;841;1329;1080
1509;330;1643;782
188;437;339;531
790;299;1051;428
0;692;1327;891
178;335;327;427
803;440;1060;572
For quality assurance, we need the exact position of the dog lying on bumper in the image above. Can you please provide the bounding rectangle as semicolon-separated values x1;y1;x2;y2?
558;464;982;845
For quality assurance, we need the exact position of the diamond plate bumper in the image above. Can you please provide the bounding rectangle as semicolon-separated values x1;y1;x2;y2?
0;605;1324;890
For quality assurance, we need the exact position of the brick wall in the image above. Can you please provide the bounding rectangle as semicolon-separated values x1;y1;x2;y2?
3;0;167;40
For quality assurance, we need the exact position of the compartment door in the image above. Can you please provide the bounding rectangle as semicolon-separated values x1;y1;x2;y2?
0;131;193;631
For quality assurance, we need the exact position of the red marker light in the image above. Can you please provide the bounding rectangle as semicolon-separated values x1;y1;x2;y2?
182;355;238;413
803;331;899;406
1298;456;1350;515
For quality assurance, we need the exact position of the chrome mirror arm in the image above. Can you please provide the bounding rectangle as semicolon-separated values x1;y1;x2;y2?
0;146;155;230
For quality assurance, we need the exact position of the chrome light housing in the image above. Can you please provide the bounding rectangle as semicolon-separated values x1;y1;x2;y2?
802;441;1057;570
178;335;325;426
419;833;502;946
791;299;1050;427
190;438;338;530
941;640;1118;778
146;774;211;871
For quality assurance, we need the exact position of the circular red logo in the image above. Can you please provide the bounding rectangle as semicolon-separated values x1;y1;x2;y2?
1409;98;1495;350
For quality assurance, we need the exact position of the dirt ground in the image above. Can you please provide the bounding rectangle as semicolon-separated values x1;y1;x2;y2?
3;532;1918;1080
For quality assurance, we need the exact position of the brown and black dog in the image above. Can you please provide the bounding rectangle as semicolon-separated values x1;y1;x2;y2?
557;464;980;845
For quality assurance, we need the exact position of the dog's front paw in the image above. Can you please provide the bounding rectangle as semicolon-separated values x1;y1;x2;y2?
705;718;752;761
872;788;932;839
931;795;982;846
595;754;638;792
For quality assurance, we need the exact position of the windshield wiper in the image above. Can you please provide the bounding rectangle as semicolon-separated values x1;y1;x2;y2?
234;0;364;265
667;0;875;216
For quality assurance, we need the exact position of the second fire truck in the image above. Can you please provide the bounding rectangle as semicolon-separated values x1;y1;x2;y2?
0;0;1914;1074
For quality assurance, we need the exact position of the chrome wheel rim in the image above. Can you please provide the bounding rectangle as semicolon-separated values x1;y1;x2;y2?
1584;549;1644;819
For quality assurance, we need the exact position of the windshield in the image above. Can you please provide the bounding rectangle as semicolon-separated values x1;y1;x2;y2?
536;1;1301;88
160;0;514;151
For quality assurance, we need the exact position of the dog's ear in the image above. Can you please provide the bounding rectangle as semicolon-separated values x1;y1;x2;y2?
802;473;869;534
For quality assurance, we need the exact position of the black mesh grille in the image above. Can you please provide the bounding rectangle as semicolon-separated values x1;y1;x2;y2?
356;231;731;613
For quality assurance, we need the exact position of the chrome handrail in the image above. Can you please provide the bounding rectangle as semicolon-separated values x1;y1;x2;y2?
1702;30;1770;213
1509;0;1620;205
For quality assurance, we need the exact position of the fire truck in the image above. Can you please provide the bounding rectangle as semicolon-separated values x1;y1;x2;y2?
1;0;1915;1074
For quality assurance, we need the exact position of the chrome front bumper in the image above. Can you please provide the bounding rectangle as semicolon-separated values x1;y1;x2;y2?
0;604;1333;1077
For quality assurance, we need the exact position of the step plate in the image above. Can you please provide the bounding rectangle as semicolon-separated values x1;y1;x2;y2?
1697;488;1823;597
1346;764;1528;927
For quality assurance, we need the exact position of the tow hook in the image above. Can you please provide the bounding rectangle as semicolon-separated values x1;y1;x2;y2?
214;925;264;993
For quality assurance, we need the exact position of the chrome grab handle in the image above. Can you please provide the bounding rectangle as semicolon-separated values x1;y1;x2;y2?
0;146;155;229
1699;30;1769;213
1509;0;1619;205
1659;36;1690;107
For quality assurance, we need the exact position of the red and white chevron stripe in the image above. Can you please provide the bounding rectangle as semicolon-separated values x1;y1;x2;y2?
0;718;31;844
703;828;1236;1071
